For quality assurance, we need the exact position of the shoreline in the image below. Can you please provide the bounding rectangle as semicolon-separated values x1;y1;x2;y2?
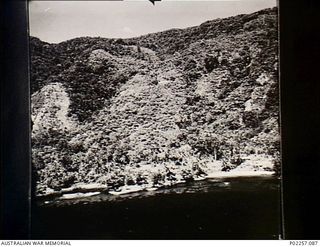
37;170;276;201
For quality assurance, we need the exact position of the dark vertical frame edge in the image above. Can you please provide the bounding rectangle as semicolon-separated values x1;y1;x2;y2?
280;0;320;239
1;0;31;240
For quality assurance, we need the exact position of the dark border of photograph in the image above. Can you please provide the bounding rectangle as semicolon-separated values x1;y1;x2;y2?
1;0;31;240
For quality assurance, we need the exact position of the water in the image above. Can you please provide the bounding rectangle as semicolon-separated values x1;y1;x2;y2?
31;176;281;239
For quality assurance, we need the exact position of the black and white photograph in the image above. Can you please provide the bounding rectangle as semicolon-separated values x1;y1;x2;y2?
29;0;281;239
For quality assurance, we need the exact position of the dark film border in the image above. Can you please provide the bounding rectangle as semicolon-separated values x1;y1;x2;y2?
1;0;31;240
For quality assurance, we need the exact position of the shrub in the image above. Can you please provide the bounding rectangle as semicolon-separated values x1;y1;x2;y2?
204;55;219;72
242;111;260;128
153;173;165;186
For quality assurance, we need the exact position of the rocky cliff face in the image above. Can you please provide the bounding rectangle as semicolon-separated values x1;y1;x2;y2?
31;7;280;196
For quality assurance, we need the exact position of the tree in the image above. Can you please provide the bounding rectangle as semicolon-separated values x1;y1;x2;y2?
137;44;141;53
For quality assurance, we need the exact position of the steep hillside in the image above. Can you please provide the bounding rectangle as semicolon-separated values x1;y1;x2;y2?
31;7;280;196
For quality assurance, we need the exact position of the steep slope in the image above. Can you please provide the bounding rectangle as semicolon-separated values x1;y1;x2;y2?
31;7;280;196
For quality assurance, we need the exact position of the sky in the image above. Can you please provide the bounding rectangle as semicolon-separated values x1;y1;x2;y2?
29;0;277;43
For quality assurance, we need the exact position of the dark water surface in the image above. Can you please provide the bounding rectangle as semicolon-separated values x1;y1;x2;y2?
31;176;281;239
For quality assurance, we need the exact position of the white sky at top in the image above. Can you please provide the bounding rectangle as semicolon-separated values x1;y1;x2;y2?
29;0;277;43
